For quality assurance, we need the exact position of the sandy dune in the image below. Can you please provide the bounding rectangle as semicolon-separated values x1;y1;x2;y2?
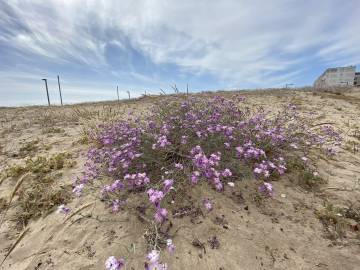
1;88;360;270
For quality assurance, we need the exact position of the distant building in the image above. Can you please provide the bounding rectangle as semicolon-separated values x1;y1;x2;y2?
355;72;360;87
314;65;356;88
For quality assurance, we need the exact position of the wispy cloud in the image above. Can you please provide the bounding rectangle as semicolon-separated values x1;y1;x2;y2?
0;0;359;105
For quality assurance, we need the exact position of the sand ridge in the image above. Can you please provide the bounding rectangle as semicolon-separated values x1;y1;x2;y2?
0;88;360;270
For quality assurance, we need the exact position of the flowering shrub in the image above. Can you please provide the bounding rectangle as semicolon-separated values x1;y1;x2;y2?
74;95;341;268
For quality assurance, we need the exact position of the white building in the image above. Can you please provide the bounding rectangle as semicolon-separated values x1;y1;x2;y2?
355;72;360;87
314;65;356;88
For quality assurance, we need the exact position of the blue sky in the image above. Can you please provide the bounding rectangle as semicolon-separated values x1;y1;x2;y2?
0;0;359;106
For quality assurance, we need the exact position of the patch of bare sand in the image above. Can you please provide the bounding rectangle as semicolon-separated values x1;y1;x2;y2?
1;89;360;270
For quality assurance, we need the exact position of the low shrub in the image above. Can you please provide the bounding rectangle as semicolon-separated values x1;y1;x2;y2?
75;95;341;269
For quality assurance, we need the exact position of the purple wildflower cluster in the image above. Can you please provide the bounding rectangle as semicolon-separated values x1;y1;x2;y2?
145;250;167;270
105;256;125;270
146;178;174;223
190;145;231;191
74;95;341;269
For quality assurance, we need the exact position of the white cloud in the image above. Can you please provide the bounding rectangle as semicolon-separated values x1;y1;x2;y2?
0;0;359;99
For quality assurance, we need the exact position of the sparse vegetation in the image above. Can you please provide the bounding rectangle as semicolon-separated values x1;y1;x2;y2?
42;127;65;134
13;175;72;229
5;152;75;178
2;152;75;229
19;139;39;157
316;201;347;240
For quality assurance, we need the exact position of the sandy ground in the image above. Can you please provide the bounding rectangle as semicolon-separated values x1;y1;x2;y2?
0;88;360;270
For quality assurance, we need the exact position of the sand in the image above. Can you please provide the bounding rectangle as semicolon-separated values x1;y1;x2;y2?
0;88;360;270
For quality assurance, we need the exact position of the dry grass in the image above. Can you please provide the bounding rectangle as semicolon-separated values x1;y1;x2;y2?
3;153;75;229
14;179;72;229
0;227;30;266
6;152;75;178
316;202;348;240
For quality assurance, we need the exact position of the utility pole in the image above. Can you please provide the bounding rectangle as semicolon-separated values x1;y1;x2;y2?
42;79;51;106
57;75;63;106
117;86;119;102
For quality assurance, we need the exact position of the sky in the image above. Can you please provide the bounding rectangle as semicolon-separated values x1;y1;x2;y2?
1;0;360;106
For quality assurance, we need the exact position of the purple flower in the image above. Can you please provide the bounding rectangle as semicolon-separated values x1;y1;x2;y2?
153;135;171;149
190;171;201;184
145;250;167;270
253;167;262;174
73;184;84;197
174;163;184;170
125;173;150;187
111;199;125;213
147;189;164;205
258;182;274;197
111;180;124;192
203;198;213;212
214;181;223;191
105;256;125;270
56;204;71;214
222;168;232;177
166;239;176;254
154;207;168;223
163;179;174;193
146;250;160;264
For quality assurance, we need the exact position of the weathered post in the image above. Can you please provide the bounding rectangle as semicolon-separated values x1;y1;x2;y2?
42;79;50;106
117;86;120;102
127;90;130;100
57;75;63;106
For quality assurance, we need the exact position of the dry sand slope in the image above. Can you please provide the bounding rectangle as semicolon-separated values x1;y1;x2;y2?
0;89;360;270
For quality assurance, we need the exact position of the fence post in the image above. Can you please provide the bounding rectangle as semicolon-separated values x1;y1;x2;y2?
117;86;120;102
57;75;63;106
42;79;50;106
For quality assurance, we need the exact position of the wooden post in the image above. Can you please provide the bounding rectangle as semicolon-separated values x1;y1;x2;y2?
42;79;50;106
117;86;119;102
187;83;189;95
127;90;130;99
57;75;63;106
